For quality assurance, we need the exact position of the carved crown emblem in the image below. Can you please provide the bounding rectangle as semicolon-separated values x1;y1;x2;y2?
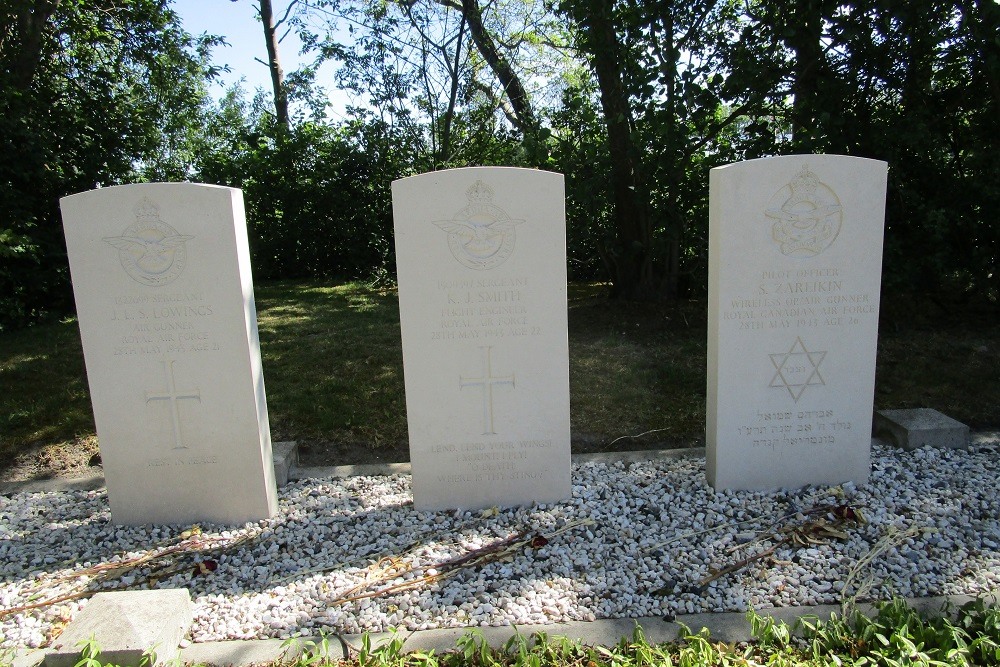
465;180;495;203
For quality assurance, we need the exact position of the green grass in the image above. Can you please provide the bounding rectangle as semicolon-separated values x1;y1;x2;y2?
1;281;998;475
255;281;407;451
874;298;1000;430
0;313;94;468
567;286;707;447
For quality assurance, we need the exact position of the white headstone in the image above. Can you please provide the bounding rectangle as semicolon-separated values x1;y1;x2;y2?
392;167;571;511
60;183;278;525
707;155;888;490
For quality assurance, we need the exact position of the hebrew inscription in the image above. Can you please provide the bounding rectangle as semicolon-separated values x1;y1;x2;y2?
104;198;193;286
736;408;851;451
765;166;843;258
434;180;523;270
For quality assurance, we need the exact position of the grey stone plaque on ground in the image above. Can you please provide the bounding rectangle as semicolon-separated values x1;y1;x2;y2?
47;589;192;667
707;155;888;490
392;167;571;510
60;183;278;524
875;408;970;450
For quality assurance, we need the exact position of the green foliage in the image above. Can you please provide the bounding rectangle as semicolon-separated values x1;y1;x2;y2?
71;636;159;667
549;83;613;282
0;1;220;331
356;631;408;667
552;0;999;302
73;637;105;667
716;0;1000;302
2;0;998;329
795;598;1000;666
193;92;423;283
4;595;1000;667
281;630;335;667
748;609;793;649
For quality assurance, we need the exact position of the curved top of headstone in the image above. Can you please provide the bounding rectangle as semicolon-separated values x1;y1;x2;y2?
59;181;276;525
713;153;888;172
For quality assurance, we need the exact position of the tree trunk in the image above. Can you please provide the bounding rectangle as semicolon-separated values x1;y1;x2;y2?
440;15;466;165
5;0;62;92
787;0;825;150
259;0;289;129
574;1;658;300
459;0;536;134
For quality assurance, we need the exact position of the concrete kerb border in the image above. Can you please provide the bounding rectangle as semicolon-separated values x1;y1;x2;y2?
6;434;1000;666
11;592;997;667
290;446;706;483
179;592;997;664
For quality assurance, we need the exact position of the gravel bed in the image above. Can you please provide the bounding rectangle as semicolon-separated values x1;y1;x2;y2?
2;441;1000;648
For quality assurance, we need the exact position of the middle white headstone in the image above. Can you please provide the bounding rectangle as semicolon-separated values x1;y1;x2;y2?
392;167;571;511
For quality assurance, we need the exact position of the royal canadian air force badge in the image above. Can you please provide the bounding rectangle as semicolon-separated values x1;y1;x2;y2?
765;166;843;258
434;180;524;270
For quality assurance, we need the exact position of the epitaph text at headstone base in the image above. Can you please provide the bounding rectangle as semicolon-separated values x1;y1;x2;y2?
392;168;571;511
707;155;888;490
61;183;278;525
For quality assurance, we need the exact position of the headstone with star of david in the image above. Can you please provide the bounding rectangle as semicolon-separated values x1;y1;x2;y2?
60;183;278;525
706;155;888;490
392;167;571;511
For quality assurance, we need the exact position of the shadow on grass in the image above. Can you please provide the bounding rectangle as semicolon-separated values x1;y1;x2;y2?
1;281;998;477
0;318;95;479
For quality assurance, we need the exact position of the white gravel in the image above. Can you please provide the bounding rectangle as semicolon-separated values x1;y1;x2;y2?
2;440;1000;648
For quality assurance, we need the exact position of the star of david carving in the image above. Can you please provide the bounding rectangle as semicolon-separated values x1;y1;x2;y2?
768;336;826;402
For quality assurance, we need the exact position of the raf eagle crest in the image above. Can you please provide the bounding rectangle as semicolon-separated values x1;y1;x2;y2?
434;180;523;270
103;197;193;286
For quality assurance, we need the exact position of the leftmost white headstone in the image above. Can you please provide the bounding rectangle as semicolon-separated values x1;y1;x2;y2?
60;183;278;525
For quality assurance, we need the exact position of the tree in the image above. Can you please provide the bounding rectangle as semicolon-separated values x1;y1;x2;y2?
558;0;743;300
561;0;654;300
292;0;568;162
0;0;221;330
193;86;427;281
257;0;293;128
455;0;537;134
714;0;1000;299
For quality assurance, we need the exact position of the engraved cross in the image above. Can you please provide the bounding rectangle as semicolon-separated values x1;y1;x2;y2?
460;346;515;435
145;358;200;450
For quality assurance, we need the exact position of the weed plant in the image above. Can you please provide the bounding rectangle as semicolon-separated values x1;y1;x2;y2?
276;599;1000;667
28;597;999;667
276;597;1000;667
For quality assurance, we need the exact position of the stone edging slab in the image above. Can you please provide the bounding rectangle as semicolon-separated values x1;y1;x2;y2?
11;591;995;667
